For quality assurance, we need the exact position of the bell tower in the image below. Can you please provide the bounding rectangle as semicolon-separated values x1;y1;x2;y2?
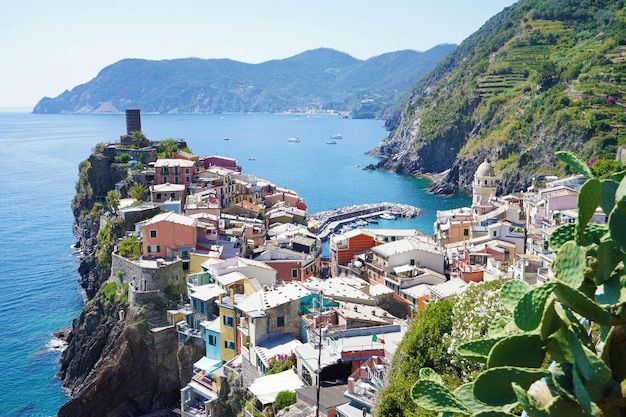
472;159;497;207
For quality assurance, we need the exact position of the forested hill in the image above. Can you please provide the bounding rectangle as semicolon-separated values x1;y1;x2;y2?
32;45;455;118
369;0;626;195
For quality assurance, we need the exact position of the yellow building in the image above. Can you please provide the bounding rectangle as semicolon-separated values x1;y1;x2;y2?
217;290;240;363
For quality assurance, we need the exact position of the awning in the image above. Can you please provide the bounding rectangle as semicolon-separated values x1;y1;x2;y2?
248;369;304;405
194;356;222;375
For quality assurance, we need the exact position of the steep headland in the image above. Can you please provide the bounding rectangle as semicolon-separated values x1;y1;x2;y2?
368;0;626;195
60;144;197;417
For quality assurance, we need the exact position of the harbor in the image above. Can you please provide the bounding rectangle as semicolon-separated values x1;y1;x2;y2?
307;202;422;240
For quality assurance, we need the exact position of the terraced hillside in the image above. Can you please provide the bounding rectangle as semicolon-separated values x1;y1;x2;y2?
371;0;626;195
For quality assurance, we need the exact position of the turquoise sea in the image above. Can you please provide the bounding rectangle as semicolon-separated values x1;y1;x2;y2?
0;111;470;416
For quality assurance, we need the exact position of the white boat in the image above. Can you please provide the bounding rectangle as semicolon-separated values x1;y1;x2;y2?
223;137;229;140
326;140;337;144
288;136;301;142
248;157;256;160
379;212;396;220
330;133;343;139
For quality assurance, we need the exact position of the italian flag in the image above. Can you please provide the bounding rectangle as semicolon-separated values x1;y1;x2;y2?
372;333;385;344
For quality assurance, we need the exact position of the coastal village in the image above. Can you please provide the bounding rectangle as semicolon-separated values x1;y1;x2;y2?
95;110;599;417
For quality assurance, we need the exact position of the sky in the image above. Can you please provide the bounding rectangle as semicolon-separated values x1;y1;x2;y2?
0;0;517;108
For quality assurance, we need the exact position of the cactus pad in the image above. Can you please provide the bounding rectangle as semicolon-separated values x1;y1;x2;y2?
411;379;471;414
473;366;550;406
500;279;530;313
457;337;502;363
554;282;617;326
487;333;546;369
575;179;602;245
600;179;618;215
514;282;556;331
419;367;443;384
555;151;594;179
553;241;586;289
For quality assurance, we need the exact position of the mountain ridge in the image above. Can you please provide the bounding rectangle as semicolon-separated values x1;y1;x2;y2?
32;45;456;117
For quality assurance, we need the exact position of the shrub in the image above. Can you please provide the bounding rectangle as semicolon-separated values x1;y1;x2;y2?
114;153;132;164
118;236;141;260
274;391;296;411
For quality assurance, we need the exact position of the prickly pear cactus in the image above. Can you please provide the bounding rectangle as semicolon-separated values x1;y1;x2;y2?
411;153;626;416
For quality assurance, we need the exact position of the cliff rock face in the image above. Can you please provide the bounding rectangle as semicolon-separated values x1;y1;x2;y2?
60;146;202;416
368;0;625;195
58;299;199;417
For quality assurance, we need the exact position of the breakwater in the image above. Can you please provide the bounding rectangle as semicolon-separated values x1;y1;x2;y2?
307;202;422;239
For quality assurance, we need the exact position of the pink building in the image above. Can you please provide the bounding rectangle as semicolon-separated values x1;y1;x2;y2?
202;155;241;172
142;212;197;260
154;159;196;189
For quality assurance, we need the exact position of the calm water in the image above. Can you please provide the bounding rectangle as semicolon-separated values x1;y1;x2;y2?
0;111;469;416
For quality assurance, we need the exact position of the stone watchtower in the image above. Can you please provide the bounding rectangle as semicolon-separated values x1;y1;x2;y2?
472;159;497;206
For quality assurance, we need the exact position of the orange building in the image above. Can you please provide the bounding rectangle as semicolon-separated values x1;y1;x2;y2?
329;229;379;277
142;212;198;261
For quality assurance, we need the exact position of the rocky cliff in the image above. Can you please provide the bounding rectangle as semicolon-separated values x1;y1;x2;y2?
58;297;200;417
369;0;626;195
60;145;200;416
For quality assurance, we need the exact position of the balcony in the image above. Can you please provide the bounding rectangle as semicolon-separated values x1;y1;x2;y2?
537;267;553;285
177;321;203;344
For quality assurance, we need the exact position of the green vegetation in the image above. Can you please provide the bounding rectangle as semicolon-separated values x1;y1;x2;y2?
244;399;263;417
393;0;626;192
274;391;297;411
410;152;626;416
96;217;123;271
128;182;148;202
129;130;149;148
105;190;121;213
118;236;141;260
157;139;183;159
33;46;456;119
266;353;295;375
375;279;511;417
101;281;129;307
114;153;132;164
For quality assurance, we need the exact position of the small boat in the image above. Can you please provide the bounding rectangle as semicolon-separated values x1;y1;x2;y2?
288;136;301;142
326;140;337;145
223;137;229;140
330;133;343;139
248;157;256;161
379;212;396;220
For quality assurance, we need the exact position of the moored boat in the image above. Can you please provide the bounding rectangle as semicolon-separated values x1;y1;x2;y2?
288;136;301;142
379;212;396;220
330;133;343;139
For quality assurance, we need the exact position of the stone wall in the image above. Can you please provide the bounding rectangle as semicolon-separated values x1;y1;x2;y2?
111;253;186;305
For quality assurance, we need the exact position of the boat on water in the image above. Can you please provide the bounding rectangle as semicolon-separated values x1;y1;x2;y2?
379;212;397;220
248;156;256;160
326;140;337;145
223;137;229;140
288;136;301;142
330;133;343;139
